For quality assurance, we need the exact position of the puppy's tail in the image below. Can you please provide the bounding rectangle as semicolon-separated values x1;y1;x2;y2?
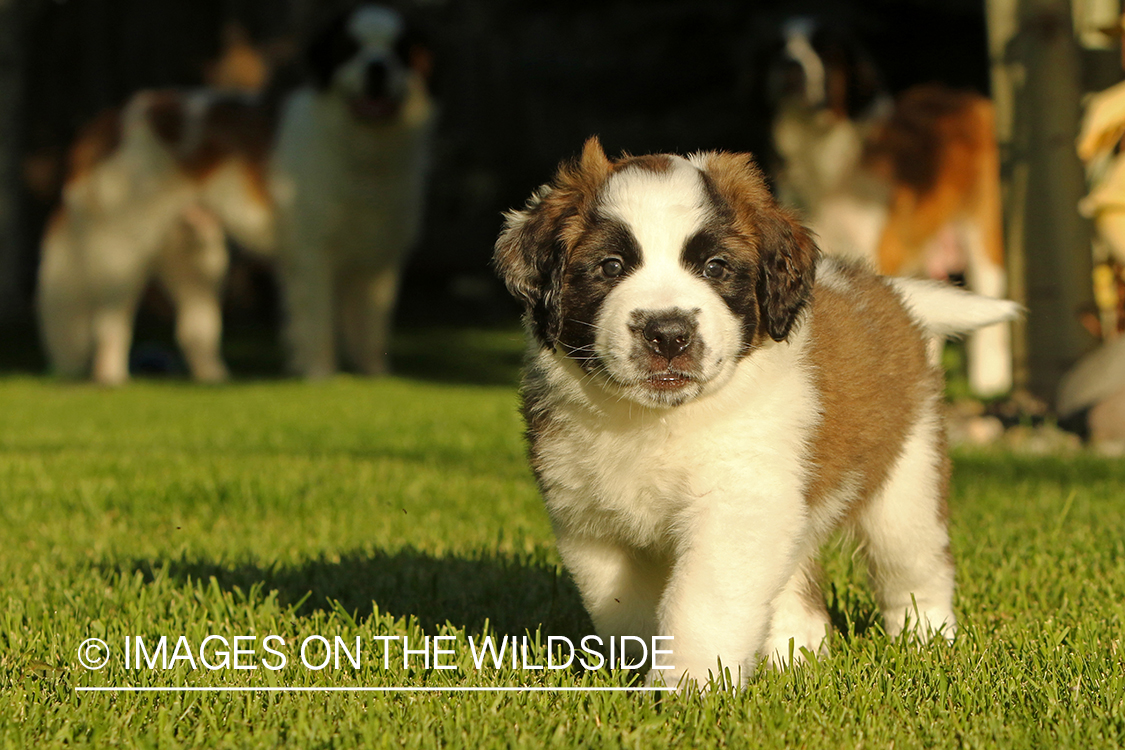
889;277;1022;338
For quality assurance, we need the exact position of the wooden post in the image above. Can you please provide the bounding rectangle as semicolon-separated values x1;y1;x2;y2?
986;0;1097;406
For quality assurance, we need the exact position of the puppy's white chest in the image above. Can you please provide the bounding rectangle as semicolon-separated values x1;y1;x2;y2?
536;414;702;547
530;347;820;551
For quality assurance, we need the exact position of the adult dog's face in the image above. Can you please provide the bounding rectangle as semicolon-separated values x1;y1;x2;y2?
495;138;818;408
306;5;428;122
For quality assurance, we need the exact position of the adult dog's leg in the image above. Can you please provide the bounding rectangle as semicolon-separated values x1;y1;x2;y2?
281;253;336;379
90;287;144;386
963;248;1011;396
157;208;230;383
338;265;399;376
86;226;151;386
37;213;93;377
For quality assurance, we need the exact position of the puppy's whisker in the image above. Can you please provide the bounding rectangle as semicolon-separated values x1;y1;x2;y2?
565;318;612;335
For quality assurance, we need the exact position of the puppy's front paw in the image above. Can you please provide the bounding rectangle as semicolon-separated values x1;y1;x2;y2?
644;667;681;690
644;663;742;693
762;627;830;670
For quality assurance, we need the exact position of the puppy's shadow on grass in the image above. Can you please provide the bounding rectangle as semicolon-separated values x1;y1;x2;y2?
825;582;881;643
108;548;592;640
106;548;884;650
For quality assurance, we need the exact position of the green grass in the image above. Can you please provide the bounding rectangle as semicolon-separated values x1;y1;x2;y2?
3;327;1125;748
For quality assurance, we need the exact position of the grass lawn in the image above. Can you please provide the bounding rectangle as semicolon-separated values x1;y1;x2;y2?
2;326;1125;748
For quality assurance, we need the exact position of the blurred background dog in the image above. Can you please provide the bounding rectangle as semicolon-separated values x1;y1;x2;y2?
37;91;274;384
767;18;1011;397
271;5;434;379
35;3;433;383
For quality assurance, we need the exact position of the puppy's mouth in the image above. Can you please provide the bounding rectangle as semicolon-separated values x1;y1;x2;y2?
574;355;707;408
645;371;694;391
348;96;402;123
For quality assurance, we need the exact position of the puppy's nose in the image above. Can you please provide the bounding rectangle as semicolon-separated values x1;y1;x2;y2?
641;314;694;361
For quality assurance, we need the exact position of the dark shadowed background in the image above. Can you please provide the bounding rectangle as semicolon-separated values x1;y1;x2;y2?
2;0;993;339
4;0;1111;396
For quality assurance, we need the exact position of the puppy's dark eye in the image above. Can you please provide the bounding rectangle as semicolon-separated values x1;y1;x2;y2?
600;257;624;278
703;258;729;279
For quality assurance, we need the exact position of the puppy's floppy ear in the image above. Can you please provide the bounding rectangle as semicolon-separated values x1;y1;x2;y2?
494;137;613;348
695;150;819;343
755;207;819;342
494;186;567;347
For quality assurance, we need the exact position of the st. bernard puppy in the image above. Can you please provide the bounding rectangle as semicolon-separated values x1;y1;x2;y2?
270;5;435;378
494;138;1018;689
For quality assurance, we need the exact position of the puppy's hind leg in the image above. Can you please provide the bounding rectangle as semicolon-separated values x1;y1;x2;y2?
157;208;230;383
854;404;957;643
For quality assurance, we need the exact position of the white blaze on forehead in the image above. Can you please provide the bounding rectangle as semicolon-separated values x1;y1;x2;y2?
599;157;710;269
349;6;404;49
590;154;743;402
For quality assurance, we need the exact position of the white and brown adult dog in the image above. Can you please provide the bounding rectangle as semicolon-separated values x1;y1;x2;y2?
37;92;274;385
270;5;434;378
37;4;432;384
768;20;1011;397
494;139;1018;689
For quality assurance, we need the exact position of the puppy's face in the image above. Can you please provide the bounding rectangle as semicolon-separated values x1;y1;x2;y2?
306;5;427;122
496;139;818;408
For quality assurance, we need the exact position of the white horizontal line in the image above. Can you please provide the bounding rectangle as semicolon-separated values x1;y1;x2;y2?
75;686;673;693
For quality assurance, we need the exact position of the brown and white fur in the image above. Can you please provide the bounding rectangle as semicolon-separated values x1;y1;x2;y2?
269;5;434;378
494;138;1018;689
37;91;274;385
771;26;1010;396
